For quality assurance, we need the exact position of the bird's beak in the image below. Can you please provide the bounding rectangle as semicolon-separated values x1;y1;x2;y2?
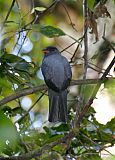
42;49;49;54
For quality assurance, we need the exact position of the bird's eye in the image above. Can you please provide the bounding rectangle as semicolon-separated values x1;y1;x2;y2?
51;49;55;51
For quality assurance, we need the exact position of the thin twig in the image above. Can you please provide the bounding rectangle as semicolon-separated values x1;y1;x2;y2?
1;0;16;31
76;55;115;126
102;37;115;53
60;1;77;32
60;34;85;54
70;35;84;63
61;41;78;53
88;65;113;77
17;30;29;55
83;0;88;79
88;61;113;77
13;0;60;54
76;0;89;117
73;35;115;127
0;131;74;160
24;0;60;28
15;90;47;124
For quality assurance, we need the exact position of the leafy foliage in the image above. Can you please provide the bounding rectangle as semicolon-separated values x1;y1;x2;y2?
40;25;66;38
0;111;20;155
88;0;95;10
0;0;114;159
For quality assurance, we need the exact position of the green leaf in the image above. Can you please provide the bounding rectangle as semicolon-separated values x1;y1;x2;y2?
0;77;13;96
44;123;70;136
0;54;24;63
46;134;63;144
51;123;70;132
53;144;66;154
112;0;115;4
43;126;64;144
80;84;96;102
104;79;115;88
104;79;115;95
88;0;95;11
81;153;102;160
0;77;11;88
0;53;34;81
0;111;20;153
40;25;66;38
14;61;33;74
109;156;115;160
91;53;99;60
106;117;115;133
86;123;97;132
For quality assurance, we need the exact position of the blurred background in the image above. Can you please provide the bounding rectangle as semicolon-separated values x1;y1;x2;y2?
0;0;115;159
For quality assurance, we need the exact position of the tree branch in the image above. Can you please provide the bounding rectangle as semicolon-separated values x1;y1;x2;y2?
76;55;115;126
83;0;88;79
0;131;74;160
0;78;114;107
24;0;60;27
0;84;47;106
1;59;114;160
70;34;85;63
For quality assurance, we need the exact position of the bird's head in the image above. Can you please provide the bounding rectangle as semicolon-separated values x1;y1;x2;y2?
42;46;59;55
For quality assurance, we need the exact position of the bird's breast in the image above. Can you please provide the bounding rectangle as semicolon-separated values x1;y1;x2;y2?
42;54;71;91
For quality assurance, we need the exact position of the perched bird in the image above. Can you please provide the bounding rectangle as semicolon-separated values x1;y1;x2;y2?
41;46;72;123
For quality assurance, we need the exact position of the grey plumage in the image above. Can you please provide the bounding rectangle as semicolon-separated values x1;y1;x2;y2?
41;46;72;122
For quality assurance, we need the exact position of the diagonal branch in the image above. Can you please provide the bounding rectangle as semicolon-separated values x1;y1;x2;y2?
15;90;47;124
0;131;74;160
24;0;60;28
1;52;114;159
76;55;115;126
0;84;47;106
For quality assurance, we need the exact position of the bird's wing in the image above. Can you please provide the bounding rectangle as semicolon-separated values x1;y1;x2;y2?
41;55;72;91
62;56;72;80
60;56;72;90
41;57;60;91
41;59;52;80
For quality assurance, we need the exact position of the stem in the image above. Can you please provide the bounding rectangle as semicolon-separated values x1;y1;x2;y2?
1;0;16;31
83;0;88;79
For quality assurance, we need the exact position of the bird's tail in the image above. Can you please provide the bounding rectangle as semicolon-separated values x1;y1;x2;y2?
48;89;68;123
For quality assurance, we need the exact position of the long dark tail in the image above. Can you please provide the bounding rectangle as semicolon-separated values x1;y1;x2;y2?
48;89;68;123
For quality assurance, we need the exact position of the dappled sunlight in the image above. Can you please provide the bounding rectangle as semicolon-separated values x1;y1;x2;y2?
0;0;114;159
21;96;32;111
93;85;115;124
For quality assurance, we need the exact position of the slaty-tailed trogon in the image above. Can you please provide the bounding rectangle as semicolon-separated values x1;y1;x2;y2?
41;46;72;122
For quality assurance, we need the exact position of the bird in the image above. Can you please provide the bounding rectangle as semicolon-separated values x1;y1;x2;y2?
41;46;72;123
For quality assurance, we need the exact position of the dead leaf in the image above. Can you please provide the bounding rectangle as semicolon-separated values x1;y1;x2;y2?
86;11;99;43
93;4;111;19
86;3;111;43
